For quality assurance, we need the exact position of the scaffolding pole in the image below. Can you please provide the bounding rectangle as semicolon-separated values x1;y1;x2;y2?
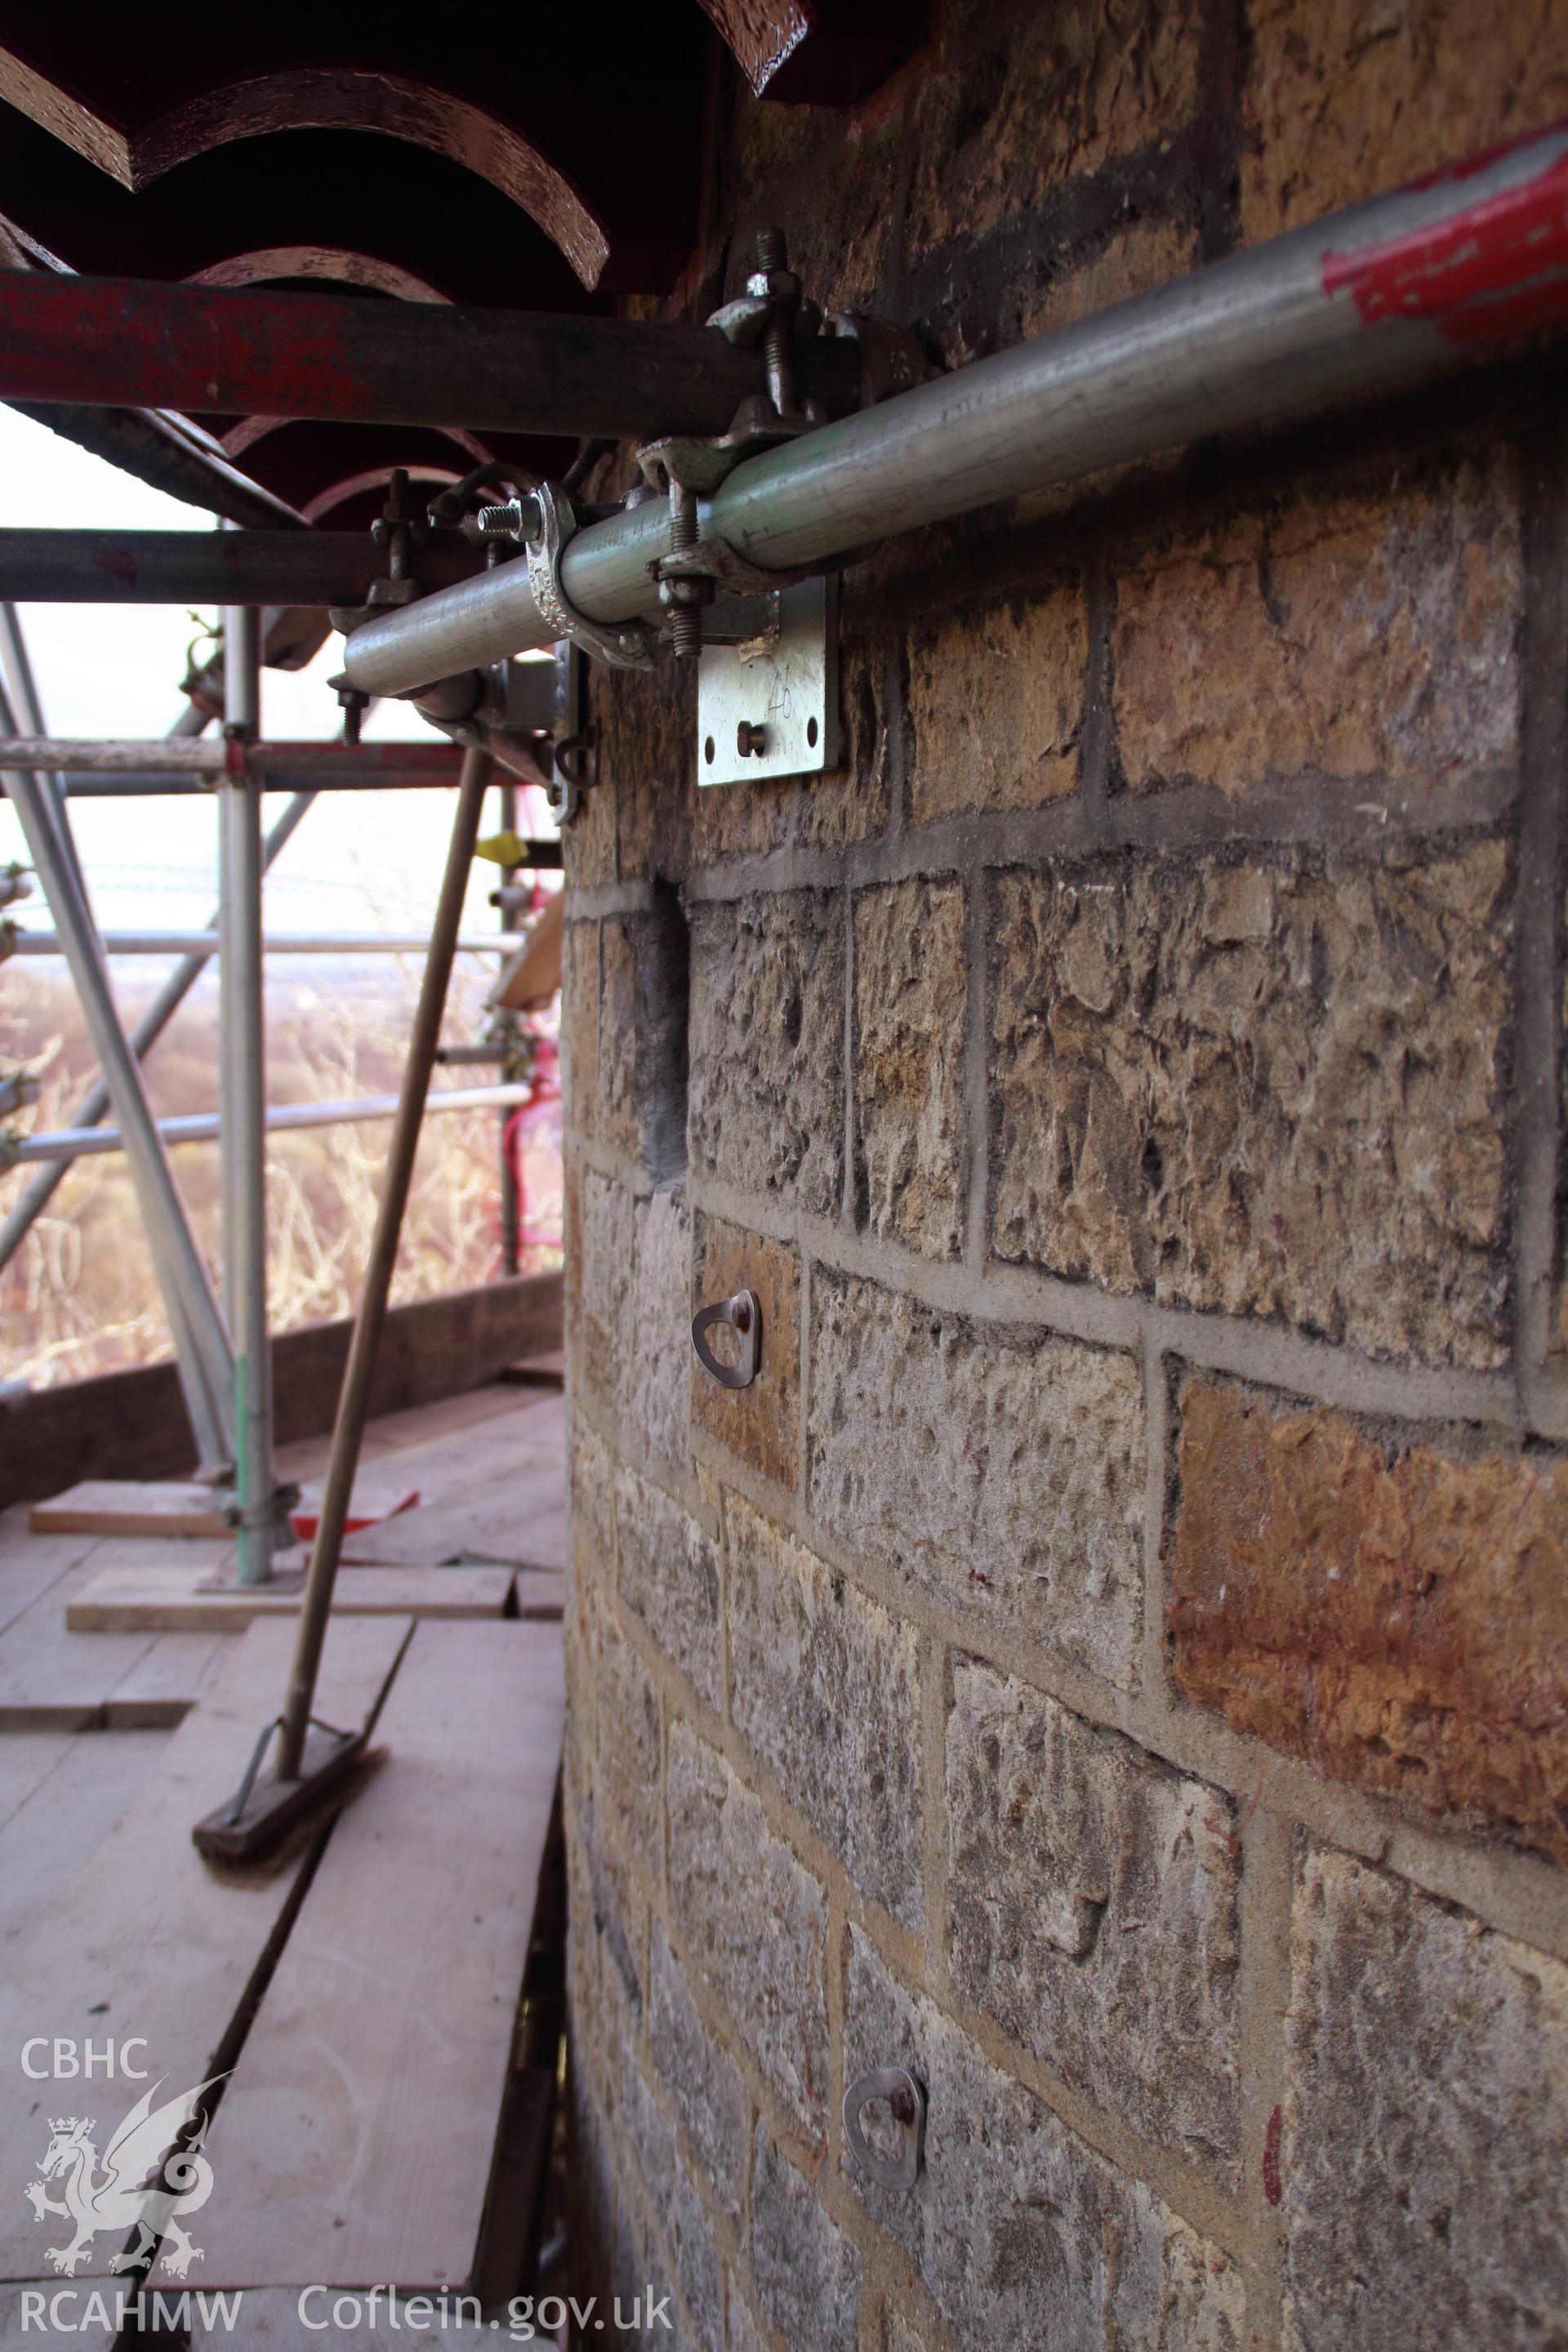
220;604;282;1583
0;788;315;1279
1;753;235;1466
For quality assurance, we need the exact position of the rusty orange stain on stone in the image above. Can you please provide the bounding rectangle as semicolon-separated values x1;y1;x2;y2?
1168;1381;1568;1862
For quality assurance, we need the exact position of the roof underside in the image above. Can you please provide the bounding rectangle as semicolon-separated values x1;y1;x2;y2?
0;2;924;528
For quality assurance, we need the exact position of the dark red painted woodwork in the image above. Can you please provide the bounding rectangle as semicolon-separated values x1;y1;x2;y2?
0;272;863;439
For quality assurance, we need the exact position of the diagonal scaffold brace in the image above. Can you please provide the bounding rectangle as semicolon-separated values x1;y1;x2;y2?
193;743;495;1865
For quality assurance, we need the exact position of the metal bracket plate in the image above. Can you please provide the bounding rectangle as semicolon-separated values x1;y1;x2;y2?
697;577;839;787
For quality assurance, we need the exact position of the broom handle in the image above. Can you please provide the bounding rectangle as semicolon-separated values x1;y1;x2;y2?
277;746;493;1778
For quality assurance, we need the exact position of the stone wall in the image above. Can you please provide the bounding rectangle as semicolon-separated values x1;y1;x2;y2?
559;3;1568;2344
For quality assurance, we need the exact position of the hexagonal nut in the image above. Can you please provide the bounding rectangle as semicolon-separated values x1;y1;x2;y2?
746;269;802;306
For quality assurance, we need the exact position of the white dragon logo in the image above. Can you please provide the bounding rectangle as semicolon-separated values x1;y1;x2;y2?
24;2075;225;2278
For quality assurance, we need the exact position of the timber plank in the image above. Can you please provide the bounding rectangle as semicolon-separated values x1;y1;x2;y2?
0;1552;158;1729
103;1631;229;1727
0;1615;412;2284
335;1467;566;1571
0;1727;172;1927
65;1564;513;1633
173;1619;564;2292
30;1481;231;1539
0;1510;101;1637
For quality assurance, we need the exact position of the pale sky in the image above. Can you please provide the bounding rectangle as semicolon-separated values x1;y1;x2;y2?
0;403;555;947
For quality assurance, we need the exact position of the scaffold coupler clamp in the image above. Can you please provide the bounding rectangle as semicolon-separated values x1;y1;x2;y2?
524;481;655;673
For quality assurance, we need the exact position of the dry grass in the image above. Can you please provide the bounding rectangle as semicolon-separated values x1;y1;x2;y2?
0;959;562;1389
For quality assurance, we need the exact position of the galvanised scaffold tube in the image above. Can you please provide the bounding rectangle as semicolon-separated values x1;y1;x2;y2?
342;117;1568;699
220;603;281;1584
0;794;316;1276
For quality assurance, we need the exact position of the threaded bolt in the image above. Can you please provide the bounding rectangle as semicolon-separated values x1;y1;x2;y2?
757;227;795;417
477;499;531;539
666;482;703;661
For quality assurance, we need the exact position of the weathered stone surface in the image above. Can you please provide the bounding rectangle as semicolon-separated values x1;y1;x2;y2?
844;1930;1246;2347
906;0;1203;258
597;656;693;886
691;1218;800;1490
1113;459;1521;797
723;91;900;316
666;1722;831;2138
907;587;1085;820
947;1656;1240;2163
728;1492;924;1923
630;1189;692;1481
1021;219;1196;337
579;1171;635;1410
599;898;692;1186
1242;0;1568;242
649;1920;747;2219
562;751;616;889
854;880;966;1262
687;893;844;1214
808;1270;1143;1687
570;1418;617;1596
560;920;598;1138
751;2119;862;2352
725;2273;769;2352
596;1621;662;1858
1285;1846;1568;2349
798;623;891;849
621;2046;676;2212
672;2162;723;2352
580;1793;645;2020
1170;1381;1568;1862
616;1463;723;1712
882;2312;929;2352
991;843;1512;1369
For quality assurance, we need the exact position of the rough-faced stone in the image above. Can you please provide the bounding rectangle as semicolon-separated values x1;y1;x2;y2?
1112;459;1521;798
854;880;966;1262
906;0;1203;258
562;756;616;890
751;2119;862;2352
798;621;891;849
1241;0;1568;242
990;843;1512;1370
598;655;693;886
691;1217;800;1490
616;1463;723;1712
672;2162;724;2352
599;900;692;1186
1169;1381;1568;1862
560;919;598;1139
1021;219;1197;336
906;587;1085;820
596;1623;662;1860
666;1722;831;2139
1285;1846;1568;2350
947;1656;1240;2165
630;1188;692;1481
725;2273;770;2352
580;1794;645;2020
687;892;844;1214
727;1492;924;1924
621;2047;676;2213
649;1920;747;2219
570;1418;617;1595
808;1269;1143;1688
843;1930;1246;2346
580;1171;635;1412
